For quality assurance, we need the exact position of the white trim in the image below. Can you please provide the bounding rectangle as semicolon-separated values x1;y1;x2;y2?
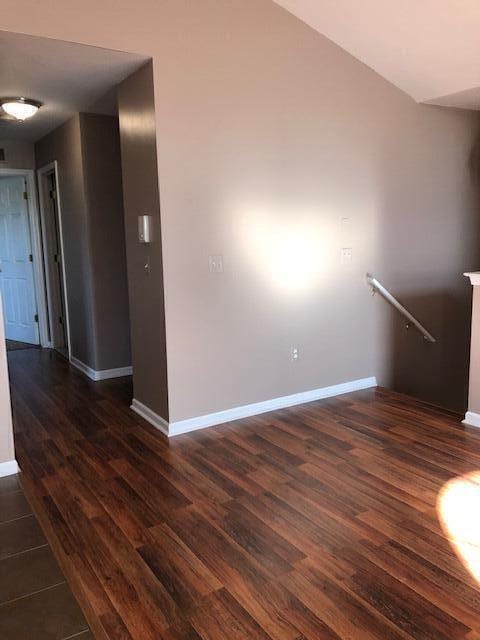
94;366;133;380
130;398;169;436
131;376;377;437
0;459;19;478
464;272;480;286
37;162;72;357
170;376;377;435
70;356;96;379
0;168;49;347
462;411;480;428
70;356;132;381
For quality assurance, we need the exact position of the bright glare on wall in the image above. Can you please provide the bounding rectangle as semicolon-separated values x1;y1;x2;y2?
240;209;328;294
0;97;41;121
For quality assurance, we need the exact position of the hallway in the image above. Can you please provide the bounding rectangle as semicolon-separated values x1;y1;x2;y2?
7;348;480;640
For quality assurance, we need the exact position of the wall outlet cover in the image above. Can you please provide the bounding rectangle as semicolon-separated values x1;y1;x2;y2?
209;255;223;273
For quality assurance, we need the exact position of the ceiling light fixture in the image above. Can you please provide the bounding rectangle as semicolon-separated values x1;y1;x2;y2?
0;97;42;121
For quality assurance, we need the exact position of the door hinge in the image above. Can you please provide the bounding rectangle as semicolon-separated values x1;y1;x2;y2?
49;190;56;200
34;314;39;323
23;191;28;200
54;254;59;263
59;316;63;325
29;254;33;262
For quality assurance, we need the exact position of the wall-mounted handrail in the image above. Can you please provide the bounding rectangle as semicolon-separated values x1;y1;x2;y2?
366;273;436;343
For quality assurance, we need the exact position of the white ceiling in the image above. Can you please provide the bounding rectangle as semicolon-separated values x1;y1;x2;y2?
274;0;480;110
0;31;148;142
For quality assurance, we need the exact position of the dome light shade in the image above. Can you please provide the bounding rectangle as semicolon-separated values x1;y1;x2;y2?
1;98;41;121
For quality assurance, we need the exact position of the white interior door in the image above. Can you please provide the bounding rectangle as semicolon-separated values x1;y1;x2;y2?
0;176;39;344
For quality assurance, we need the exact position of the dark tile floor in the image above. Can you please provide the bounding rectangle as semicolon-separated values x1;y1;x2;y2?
0;473;92;640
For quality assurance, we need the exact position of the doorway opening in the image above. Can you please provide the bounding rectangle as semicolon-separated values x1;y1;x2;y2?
0;168;48;351
37;162;70;359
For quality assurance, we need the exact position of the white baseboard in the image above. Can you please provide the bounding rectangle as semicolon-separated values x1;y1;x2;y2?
169;376;377;435
131;376;377;437
70;356;132;381
130;399;169;436
0;459;19;478
463;411;480;428
94;366;133;381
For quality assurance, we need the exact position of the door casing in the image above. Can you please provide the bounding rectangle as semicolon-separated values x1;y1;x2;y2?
37;161;71;359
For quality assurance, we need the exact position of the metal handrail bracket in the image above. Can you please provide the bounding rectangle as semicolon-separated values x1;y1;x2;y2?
366;273;436;343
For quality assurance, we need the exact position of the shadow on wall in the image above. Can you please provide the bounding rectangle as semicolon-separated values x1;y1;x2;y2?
469;129;480;183
385;289;471;412
375;109;480;412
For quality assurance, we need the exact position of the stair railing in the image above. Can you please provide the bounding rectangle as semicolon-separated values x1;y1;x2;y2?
366;273;436;343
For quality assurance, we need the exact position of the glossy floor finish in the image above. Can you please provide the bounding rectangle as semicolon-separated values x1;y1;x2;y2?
6;339;40;351
8;348;480;640
0;473;92;639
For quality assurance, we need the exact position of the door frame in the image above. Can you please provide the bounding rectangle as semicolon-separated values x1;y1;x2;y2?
0;167;49;347
37;161;72;359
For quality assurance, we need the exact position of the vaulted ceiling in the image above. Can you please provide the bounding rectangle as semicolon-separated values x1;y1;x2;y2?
273;0;480;110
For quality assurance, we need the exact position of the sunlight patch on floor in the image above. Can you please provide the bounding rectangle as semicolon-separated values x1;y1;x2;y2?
437;471;480;584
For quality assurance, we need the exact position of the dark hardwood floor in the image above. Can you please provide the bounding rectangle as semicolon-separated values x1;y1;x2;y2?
8;347;480;640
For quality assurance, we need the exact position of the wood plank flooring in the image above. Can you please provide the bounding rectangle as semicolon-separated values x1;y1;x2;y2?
8;348;480;640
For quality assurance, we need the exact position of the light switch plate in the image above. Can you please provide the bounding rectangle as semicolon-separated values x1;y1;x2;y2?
340;247;353;264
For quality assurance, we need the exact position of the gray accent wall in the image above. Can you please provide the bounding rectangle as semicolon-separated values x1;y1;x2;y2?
36;115;95;368
117;62;169;421
0;140;35;169
35;113;131;372
80;113;131;371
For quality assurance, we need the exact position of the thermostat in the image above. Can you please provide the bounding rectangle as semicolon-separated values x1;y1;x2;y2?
138;215;153;243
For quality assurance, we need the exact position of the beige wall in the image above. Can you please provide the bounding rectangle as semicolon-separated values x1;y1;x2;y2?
118;63;168;420
153;1;480;418
0;140;35;169
36;114;131;371
3;0;480;419
0;299;15;465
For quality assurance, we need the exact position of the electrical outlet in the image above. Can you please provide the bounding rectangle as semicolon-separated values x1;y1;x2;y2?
209;255;223;273
291;347;299;361
340;247;352;264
